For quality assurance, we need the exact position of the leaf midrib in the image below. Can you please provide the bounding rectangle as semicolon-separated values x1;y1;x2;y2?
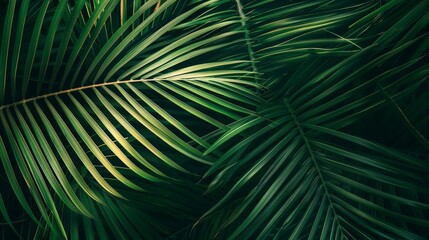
284;98;345;237
1;79;161;110
235;0;259;91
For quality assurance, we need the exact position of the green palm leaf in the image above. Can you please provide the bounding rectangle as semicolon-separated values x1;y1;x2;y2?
197;0;429;239
1;0;259;238
1;0;428;239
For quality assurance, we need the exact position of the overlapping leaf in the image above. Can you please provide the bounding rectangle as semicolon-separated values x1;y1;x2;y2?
197;0;429;239
1;0;429;239
0;0;260;238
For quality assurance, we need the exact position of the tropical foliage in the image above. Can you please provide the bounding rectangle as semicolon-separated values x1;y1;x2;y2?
1;0;429;239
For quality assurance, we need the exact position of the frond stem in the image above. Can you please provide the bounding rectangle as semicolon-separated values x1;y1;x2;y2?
0;78;255;110
1;79;142;110
284;98;344;236
235;0;259;91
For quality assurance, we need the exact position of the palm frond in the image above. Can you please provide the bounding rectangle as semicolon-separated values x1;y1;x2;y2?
1;0;429;239
1;0;259;238
197;0;429;239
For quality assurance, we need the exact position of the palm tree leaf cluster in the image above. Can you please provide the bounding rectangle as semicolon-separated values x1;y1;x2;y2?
1;0;428;239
